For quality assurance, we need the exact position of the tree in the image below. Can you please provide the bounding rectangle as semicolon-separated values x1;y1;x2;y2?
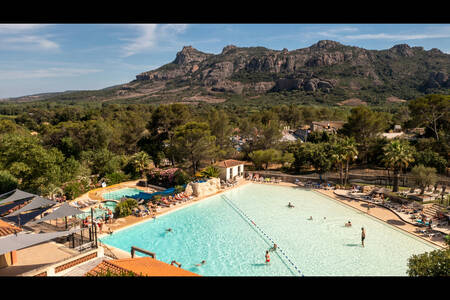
342;137;359;185
207;109;234;159
407;248;450;277
340;106;389;163
200;165;221;178
410;165;438;195
0;170;18;194
382;140;415;192
413;149;447;174
249;149;282;170
0;134;66;193
173;122;217;174
408;94;450;141
131;151;152;178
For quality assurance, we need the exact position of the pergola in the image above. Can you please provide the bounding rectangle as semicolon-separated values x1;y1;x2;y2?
0;229;81;256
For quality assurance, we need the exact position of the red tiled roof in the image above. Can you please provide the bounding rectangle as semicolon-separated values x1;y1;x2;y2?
215;159;245;168
86;257;200;277
0;219;22;237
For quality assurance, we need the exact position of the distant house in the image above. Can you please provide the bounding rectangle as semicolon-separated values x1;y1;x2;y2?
293;121;345;142
310;121;345;133
279;129;299;142
381;132;405;140
215;159;245;182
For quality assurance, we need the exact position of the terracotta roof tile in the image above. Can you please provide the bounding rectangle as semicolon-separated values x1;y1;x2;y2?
87;257;200;277
0;219;22;237
215;159;245;168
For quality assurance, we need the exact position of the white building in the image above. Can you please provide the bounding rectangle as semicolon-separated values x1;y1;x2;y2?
215;159;245;182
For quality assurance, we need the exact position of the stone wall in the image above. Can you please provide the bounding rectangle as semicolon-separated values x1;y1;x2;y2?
185;178;221;198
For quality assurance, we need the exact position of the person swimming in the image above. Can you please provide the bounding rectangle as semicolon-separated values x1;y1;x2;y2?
308;216;313;220
287;202;295;208
269;243;277;252
195;260;206;267
166;228;172;233
345;221;352;227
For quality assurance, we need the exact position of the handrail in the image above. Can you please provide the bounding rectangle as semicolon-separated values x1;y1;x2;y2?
221;194;303;276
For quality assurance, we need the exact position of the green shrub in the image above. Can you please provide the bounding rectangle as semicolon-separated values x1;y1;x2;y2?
407;248;450;276
174;185;185;194
173;169;191;186
105;171;129;185
114;198;138;218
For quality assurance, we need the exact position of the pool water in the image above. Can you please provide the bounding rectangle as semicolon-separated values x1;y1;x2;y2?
102;188;154;201
100;183;440;276
78;201;117;220
102;187;176;201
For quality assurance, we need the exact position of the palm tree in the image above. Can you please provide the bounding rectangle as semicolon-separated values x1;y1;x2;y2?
330;139;347;185
342;137;358;186
382;140;415;192
200;165;221;178
41;184;64;201
132;151;152;178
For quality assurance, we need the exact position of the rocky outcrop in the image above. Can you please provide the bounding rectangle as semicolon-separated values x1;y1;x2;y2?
185;178;221;198
425;70;450;89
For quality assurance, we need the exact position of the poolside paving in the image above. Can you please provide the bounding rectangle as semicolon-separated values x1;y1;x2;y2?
315;189;447;248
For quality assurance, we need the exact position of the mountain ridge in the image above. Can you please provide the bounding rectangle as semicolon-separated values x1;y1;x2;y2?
5;40;450;105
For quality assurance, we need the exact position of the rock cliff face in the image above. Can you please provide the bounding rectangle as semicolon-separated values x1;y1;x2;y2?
133;40;450;100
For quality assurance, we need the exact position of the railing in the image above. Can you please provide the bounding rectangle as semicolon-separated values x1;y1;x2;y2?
220;194;303;276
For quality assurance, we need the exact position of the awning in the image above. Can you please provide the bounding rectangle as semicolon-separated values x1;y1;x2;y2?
6;196;57;217
0;189;37;205
0;229;81;255
28;202;85;225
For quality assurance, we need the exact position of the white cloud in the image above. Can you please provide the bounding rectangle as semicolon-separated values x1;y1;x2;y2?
0;35;60;50
0;24;60;51
0;68;103;80
343;32;450;41
121;24;188;57
317;26;359;37
0;24;50;34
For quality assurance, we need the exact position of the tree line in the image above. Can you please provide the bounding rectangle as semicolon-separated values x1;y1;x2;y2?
0;94;448;199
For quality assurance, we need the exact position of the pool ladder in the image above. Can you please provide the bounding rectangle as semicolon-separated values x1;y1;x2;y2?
220;195;304;277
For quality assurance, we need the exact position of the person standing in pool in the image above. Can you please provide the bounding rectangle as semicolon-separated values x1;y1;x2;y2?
361;227;366;247
265;251;270;263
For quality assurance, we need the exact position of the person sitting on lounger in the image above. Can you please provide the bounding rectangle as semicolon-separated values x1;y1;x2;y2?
287;202;295;208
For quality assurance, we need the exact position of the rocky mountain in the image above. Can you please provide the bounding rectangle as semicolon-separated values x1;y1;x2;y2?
10;40;450;105
125;40;450;105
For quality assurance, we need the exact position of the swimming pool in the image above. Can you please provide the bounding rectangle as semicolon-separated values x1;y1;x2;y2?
78;201;117;220
102;187;176;201
100;183;440;276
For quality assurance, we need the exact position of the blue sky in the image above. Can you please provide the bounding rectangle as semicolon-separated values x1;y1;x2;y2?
1;23;450;99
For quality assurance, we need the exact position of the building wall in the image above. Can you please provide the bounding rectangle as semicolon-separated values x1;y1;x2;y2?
0;251;16;269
